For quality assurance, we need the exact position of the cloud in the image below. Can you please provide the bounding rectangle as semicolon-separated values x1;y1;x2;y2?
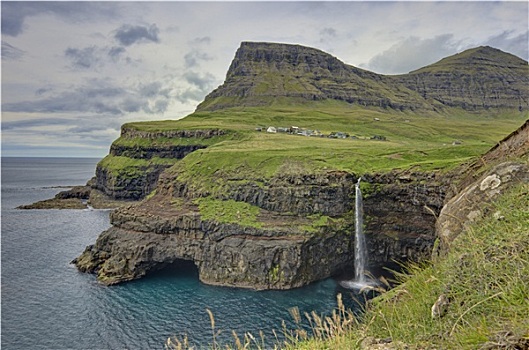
1;2;120;37
363;34;460;74
1;41;25;60
485;30;529;61
183;71;216;91
65;46;100;69
184;37;214;68
64;45;133;70
174;71;217;104
1;117;71;131
114;24;160;46
184;50;214;68
319;27;337;42
2;79;174;115
108;46;126;60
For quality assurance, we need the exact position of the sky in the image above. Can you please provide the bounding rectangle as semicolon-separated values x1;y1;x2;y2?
1;1;528;158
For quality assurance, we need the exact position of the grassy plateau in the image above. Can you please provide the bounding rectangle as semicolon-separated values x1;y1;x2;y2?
113;103;527;196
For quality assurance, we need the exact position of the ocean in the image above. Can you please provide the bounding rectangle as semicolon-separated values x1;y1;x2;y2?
1;157;366;349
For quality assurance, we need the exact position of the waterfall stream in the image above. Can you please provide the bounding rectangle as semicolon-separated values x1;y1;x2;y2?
339;178;376;291
354;178;366;283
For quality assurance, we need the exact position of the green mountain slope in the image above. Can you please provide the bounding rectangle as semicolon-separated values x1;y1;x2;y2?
197;42;528;112
395;46;529;110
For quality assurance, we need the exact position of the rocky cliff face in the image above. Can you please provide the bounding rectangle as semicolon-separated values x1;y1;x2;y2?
197;42;433;112
92;127;227;201
74;165;448;289
197;42;528;112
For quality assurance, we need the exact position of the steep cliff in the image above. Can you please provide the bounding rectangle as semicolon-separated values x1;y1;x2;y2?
92;126;230;201
74;167;448;288
197;42;435;112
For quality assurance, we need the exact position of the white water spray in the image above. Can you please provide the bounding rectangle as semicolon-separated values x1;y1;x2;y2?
339;178;376;291
354;178;367;283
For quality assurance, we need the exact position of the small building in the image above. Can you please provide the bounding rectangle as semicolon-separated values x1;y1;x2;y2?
267;126;277;133
329;131;349;139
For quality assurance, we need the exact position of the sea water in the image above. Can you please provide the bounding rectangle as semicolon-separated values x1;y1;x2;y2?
1;157;367;349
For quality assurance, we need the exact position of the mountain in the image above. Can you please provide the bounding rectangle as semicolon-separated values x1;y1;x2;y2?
197;42;528;112
395;46;529;110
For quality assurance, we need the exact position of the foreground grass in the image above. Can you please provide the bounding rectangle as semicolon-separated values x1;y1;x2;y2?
165;183;529;349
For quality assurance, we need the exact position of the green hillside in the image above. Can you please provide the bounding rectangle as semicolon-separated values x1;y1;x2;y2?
118;103;526;196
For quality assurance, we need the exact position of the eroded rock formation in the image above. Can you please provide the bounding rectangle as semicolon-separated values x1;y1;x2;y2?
74;167;447;289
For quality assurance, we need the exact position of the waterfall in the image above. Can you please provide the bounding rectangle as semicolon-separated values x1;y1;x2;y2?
339;178;375;291
354;178;367;283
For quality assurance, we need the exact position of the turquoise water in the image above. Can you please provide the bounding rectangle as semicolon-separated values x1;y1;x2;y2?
1;158;368;349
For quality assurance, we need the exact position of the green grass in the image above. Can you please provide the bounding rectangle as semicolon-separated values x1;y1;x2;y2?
195;198;262;228
103;103;526;200
98;155;179;178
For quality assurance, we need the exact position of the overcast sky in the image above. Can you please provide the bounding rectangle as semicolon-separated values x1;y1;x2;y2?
2;1;528;158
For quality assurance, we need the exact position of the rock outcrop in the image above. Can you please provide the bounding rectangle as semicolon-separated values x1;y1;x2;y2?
92;127;228;201
436;120;529;250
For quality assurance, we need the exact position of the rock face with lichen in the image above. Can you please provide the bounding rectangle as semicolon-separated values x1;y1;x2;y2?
437;162;529;249
436;120;529;249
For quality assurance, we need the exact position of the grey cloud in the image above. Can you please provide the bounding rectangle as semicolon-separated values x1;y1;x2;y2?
65;45;132;70
35;87;53;96
114;24;160;46
184;36;214;68
65;46;100;69
175;89;208;104
184;36;213;68
485;30;529;61
153;99;169;113
2;115;122;155
138;82;170;98
1;2;121;37
175;71;217;104
1;41;25;60
320;28;337;38
183;71;216;91
363;34;459;74
192;36;211;45
108;46;126;59
2;79;173;116
184;50;214;68
1;117;70;131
